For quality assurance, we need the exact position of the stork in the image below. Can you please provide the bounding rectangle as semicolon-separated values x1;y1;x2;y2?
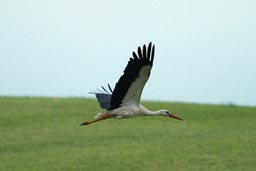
80;42;183;126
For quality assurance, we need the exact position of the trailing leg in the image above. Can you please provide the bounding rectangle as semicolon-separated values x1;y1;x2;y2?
80;114;117;126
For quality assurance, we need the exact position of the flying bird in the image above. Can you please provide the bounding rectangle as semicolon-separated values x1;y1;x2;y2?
80;42;183;125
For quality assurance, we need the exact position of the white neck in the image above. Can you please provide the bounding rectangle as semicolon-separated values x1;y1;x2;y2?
139;105;163;116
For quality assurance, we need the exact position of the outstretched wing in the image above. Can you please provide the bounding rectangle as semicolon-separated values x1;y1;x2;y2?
89;84;113;110
110;42;155;109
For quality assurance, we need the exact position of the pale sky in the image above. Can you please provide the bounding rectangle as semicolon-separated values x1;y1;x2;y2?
0;0;255;106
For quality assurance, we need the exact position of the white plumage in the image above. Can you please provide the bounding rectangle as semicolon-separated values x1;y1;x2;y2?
81;42;182;126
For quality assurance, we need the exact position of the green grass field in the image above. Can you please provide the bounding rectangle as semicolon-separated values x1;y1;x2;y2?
0;97;256;171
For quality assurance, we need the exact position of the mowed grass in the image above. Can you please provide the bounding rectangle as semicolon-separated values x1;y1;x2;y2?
0;97;256;171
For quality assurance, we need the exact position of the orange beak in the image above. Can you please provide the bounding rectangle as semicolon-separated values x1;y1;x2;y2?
168;113;183;121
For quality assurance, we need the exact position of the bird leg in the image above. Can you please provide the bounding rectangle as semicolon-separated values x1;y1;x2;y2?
80;114;117;126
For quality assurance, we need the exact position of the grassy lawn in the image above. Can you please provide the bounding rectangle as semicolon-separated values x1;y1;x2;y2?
0;96;256;171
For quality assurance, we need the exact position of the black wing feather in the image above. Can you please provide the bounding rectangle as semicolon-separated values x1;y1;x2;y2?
143;45;147;59
110;42;155;110
95;93;112;109
138;47;143;60
132;52;139;61
90;85;113;110
101;85;110;94
108;83;113;93
90;42;155;111
147;43;152;60
151;45;155;65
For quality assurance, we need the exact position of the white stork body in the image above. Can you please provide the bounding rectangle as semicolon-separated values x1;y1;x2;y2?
81;42;182;126
96;105;164;119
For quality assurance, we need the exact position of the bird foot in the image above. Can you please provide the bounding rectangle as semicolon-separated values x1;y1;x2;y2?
80;121;90;126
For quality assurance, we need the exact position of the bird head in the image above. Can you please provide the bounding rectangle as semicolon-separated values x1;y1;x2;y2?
160;110;183;121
